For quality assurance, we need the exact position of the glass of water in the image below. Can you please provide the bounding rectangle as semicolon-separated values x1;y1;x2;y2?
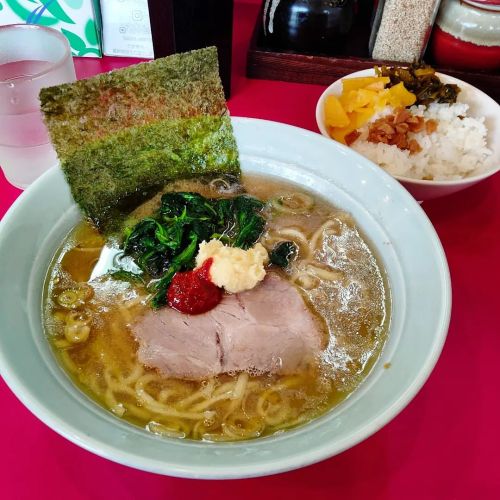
0;24;76;189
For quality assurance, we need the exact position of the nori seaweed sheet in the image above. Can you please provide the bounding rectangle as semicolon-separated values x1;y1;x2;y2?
63;115;239;233
39;47;240;232
40;47;227;158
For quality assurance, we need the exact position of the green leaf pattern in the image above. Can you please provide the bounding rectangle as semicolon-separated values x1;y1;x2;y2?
3;1;100;56
61;26;99;57
43;0;75;24
5;0;58;25
84;18;97;45
63;0;82;7
60;27;85;51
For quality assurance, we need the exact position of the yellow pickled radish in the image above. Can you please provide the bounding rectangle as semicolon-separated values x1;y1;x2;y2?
375;90;389;110
343;89;378;113
364;80;387;91
326;74;416;145
341;76;389;93
352;107;375;128
329;125;355;145
324;95;350;128
386;82;417;107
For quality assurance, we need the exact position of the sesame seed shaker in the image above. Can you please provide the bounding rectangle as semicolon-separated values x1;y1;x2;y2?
369;0;442;62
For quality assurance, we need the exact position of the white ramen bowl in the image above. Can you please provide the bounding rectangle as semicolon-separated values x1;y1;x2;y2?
0;117;451;479
315;69;500;201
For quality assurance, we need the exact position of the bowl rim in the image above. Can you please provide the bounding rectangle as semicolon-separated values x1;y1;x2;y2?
315;68;500;186
0;117;452;478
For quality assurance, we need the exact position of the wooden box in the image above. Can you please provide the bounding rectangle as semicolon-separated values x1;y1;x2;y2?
246;6;500;103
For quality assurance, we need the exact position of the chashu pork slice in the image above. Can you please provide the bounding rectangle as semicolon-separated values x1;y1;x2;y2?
131;273;324;379
130;309;223;380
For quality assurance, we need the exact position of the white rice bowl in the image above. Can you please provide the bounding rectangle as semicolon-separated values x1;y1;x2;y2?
316;70;500;201
351;102;493;181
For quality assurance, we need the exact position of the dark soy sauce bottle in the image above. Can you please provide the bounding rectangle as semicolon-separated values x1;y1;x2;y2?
262;0;355;56
147;0;233;98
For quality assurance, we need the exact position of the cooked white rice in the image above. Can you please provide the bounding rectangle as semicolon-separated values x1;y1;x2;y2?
351;102;493;181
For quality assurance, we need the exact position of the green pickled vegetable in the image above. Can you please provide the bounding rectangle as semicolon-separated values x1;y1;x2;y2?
376;63;460;106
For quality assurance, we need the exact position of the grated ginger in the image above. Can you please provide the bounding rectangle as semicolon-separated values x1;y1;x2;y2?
195;240;269;294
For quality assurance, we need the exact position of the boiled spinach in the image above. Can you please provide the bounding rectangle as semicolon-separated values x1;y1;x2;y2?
269;241;298;269
115;191;266;308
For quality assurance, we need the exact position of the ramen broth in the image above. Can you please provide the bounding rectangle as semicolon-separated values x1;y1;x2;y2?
43;175;390;441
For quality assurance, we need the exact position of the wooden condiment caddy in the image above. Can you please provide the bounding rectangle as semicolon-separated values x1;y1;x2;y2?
247;5;500;103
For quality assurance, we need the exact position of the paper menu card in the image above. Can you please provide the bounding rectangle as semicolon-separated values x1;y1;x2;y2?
100;0;154;58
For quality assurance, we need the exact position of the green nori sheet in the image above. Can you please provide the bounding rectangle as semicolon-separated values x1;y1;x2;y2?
62;115;239;233
39;47;240;232
40;47;227;158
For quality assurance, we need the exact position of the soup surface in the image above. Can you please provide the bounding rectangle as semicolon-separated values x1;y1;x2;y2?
43;175;390;441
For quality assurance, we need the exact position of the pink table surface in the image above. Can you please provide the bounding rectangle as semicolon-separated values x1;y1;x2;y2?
1;1;500;498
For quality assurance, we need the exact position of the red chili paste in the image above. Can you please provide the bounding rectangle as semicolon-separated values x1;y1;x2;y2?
167;258;222;314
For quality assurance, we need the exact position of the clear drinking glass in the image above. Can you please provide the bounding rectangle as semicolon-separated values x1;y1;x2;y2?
0;24;76;189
